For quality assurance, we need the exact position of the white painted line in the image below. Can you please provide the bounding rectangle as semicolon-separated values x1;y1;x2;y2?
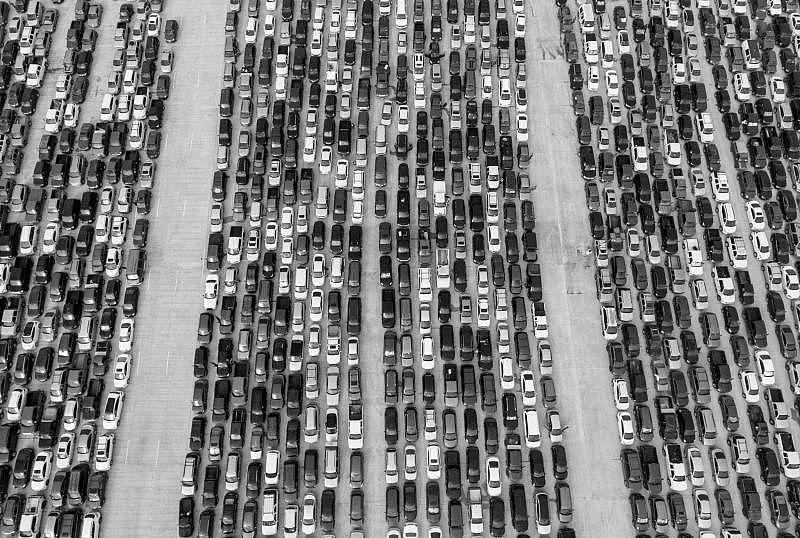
196;71;200;89
154;196;161;217
124;439;130;463
181;199;187;217
154;439;161;465
165;351;170;375
188;133;194;151
135;351;143;376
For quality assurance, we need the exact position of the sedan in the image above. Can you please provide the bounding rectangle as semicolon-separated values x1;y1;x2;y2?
617;411;635;446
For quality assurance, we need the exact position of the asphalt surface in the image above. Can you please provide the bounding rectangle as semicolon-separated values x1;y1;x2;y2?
93;0;637;536
527;6;633;536
100;1;228;535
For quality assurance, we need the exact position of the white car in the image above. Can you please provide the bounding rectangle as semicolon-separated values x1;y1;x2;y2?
146;12;161;35
617;411;635;446
404;445;417;480
716;202;736;234
683;238;704;275
264;223;279;251
672;57;686;83
516;113;528;142
788;362;800;394
426;444;441;480
300;494;316;536
94;433;115;472
750;231;772;261
30;451;53;491
63;103;80;128
612;378;630;410
63;399;79;431
203;275;219;309
302;136;316;163
521;370;536;407
745;201;766;230
783;266;800;300
587;65;600;91
113;354;132;389
584;31;599;62
499;356;515;390
514;14;526;37
605;69;619;97
386;448;399;484
318;146;332;174
627;229;642;258
34;222;56;256
421;335;435;370
102;391;125;430
771;76;787;103
118;318;135;351
755;351;776;386
740;370;761;403
309;289;324;323
398;105;410;133
6;387;26;422
55;434;74;469
486;457;502;497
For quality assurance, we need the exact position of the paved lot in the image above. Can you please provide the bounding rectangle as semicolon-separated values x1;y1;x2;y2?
527;4;632;535
101;1;228;535
94;0;636;535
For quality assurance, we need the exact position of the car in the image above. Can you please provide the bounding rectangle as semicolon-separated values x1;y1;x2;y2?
486;457;501;496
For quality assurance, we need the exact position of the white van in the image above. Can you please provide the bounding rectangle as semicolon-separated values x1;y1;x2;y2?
375;125;387;155
396;0;408;28
19;225;38;256
100;94;117;121
294;267;308;300
601;305;619;340
315;186;328;218
330;256;344;289
523;409;541;448
274;75;287;100
261;490;279;535
77;316;97;352
733;72;752;101
355;138;367;168
577;3;595;33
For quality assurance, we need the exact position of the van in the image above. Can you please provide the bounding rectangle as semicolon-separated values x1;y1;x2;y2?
125;248;146;285
727;46;744;73
315;186;328;218
324;445;339;487
601;305;619;340
779;103;795;129
700;312;720;348
224;36;239;62
555;482;573;523
523;408;540;448
0;424;18;463
635;41;651;67
535;492;551;534
577;3;595;33
330;256;344;289
695;407;717;445
355;138;367;168
294;266;308;300
77;316;96;352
